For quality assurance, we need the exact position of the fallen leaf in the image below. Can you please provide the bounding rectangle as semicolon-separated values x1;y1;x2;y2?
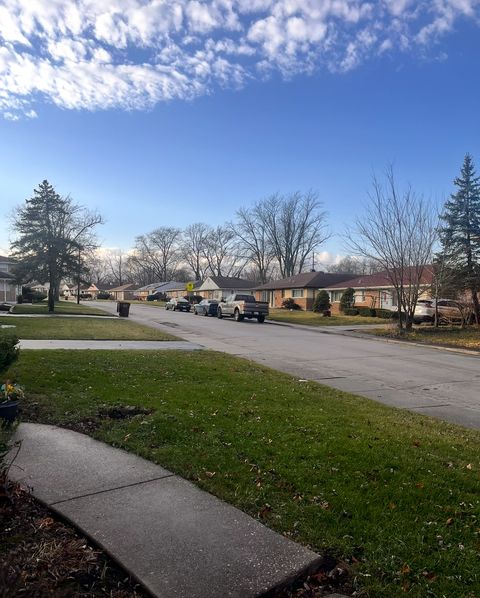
466;463;473;470
205;471;216;478
446;517;454;525
401;563;411;575
258;504;272;519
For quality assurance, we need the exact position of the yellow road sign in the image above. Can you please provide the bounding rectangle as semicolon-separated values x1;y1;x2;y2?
186;282;194;292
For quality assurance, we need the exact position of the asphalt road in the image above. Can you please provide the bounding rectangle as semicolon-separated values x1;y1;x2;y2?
96;302;480;430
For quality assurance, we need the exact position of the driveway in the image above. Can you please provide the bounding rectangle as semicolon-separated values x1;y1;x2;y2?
94;302;480;430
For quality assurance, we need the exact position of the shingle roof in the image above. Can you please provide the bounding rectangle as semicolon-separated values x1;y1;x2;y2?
107;283;137;292
133;281;165;292
0;255;15;263
323;266;435;290
153;281;190;293
255;271;354;291
202;276;257;290
0;269;15;280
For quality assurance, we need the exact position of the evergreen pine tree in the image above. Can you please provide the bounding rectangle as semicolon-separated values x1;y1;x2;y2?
11;180;102;312
439;154;480;323
313;290;331;313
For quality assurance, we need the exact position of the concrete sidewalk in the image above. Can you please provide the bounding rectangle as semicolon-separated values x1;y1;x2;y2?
19;340;204;350
9;423;323;598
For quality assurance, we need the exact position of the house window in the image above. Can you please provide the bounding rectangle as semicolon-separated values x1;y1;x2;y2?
261;291;268;302
281;289;285;298
355;290;365;303
330;291;342;302
292;289;304;298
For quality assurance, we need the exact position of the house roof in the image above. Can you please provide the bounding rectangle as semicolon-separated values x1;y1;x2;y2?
324;266;435;290
134;281;165;292
107;283;137;292
255;271;354;291
153;281;190;293
0;255;15;263
198;276;256;290
0;269;15;280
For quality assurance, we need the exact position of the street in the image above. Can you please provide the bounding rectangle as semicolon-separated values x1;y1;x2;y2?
96;302;480;430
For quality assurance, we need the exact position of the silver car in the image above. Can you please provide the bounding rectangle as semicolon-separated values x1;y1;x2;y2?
414;299;468;324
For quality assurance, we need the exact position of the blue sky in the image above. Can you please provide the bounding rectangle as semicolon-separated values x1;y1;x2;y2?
1;1;480;265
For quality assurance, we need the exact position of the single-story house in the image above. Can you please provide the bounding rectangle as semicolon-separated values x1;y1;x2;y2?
106;283;137;301
133;282;165;301
254;271;354;310
159;281;201;299
323;267;435;314
195;276;256;301
0;255;21;303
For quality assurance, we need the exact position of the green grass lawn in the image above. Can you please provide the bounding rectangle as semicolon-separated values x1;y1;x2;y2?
268;309;389;327
6;350;479;598
0;316;176;340
12;301;111;316
368;326;480;351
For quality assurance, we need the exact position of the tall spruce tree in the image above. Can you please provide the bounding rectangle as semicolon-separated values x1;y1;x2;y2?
11;180;102;312
439;154;480;324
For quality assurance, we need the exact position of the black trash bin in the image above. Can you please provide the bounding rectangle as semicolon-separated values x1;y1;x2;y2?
117;301;131;317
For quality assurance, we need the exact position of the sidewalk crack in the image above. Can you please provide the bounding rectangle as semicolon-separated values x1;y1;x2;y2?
50;473;175;505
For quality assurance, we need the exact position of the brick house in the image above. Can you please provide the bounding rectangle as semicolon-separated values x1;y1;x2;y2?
323;267;435;314
254;271;354;311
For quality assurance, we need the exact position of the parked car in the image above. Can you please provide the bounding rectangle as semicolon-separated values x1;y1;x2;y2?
414;298;469;324
165;298;191;312
217;294;269;323
193;299;218;316
0;302;12;312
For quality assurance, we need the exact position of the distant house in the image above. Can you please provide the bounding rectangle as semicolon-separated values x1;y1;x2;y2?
254;271;354;310
106;283;137;301
323;267;435;314
195;276;256;301
0;255;21;303
155;281;200;299
133;282;165;301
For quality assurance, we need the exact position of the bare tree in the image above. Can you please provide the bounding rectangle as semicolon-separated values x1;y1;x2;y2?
327;256;382;275
181;223;210;280
203;225;245;277
256;191;330;278
106;249;126;286
233;206;276;283
132;226;182;282
347;168;438;330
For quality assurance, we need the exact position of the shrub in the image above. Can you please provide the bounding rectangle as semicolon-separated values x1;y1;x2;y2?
357;307;376;317
0;334;19;373
313;290;331;313
375;308;394;319
97;291;112;300
282;298;301;310
340;288;355;312
343;307;359;316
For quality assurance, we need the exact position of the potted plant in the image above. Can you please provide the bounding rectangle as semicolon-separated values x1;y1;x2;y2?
0;380;24;425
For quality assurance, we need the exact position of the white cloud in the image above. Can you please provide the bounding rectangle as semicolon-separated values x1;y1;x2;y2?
0;0;478;119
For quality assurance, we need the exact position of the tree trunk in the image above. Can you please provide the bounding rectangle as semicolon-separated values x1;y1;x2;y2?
48;287;55;312
471;287;480;326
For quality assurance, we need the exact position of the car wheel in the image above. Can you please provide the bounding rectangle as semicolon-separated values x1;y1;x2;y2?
234;309;244;322
203;309;208;316
257;315;265;323
217;308;223;319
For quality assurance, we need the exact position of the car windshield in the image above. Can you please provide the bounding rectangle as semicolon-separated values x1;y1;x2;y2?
235;295;255;302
